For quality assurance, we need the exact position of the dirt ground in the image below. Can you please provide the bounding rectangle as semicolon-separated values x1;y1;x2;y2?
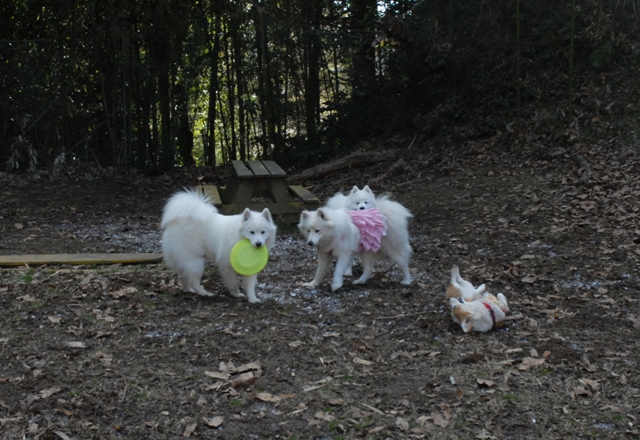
1;144;639;440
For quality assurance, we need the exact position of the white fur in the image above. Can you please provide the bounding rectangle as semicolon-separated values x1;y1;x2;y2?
445;265;486;300
161;189;277;303
298;195;413;291
449;293;509;333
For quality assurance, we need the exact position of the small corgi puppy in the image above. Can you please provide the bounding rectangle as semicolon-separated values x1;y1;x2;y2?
449;293;509;333
445;266;486;301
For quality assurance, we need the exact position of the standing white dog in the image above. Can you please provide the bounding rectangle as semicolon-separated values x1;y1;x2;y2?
161;189;277;303
298;194;412;291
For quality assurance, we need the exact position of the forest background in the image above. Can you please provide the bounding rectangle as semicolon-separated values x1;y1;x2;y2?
1;0;639;174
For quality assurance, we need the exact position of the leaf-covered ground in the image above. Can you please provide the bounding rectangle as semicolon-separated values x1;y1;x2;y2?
1;140;639;439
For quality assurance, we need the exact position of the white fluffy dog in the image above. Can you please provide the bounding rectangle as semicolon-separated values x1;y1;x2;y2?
298;194;413;291
161;189;277;303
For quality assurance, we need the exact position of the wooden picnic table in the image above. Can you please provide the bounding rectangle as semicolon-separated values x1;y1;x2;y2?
200;160;319;222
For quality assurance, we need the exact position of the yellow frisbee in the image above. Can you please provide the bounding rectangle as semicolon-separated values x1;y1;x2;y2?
230;239;269;276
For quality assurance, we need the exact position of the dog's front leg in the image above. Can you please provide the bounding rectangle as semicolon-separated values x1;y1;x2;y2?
303;251;332;288
331;254;352;291
242;274;260;303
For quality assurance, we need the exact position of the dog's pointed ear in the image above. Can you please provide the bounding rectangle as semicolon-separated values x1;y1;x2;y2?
300;210;310;219
242;208;252;222
261;208;273;223
363;185;373;194
317;208;327;220
350;186;360;194
462;319;473;333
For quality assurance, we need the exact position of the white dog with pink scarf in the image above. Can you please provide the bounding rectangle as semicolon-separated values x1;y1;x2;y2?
298;188;413;291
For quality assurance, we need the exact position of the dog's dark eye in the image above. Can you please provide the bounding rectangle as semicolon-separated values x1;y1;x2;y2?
250;231;255;235
261;230;265;234
315;229;320;233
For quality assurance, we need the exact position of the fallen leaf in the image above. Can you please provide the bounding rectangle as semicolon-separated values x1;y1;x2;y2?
255;392;281;403
183;422;197;437
40;387;63;399
110;286;137;298
201;416;223;428
48;316;62;324
518;357;545;371
230;372;258;388
477;379;495;387
54;432;72;440
396;417;409;431
432;411;450;428
353;357;373;366
21;294;37;302
236;361;262;373
314;411;335;422
65;341;86;349
579;378;601;391
288;340;304;348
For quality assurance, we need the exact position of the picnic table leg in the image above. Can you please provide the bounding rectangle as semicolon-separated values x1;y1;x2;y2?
267;178;293;204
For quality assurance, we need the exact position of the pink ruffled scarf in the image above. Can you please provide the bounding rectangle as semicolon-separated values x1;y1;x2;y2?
347;208;387;252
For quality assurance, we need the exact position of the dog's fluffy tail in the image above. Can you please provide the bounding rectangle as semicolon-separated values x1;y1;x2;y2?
161;189;218;228
376;195;413;231
325;192;349;210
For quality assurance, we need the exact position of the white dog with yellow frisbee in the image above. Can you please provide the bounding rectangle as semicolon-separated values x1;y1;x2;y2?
161;189;277;303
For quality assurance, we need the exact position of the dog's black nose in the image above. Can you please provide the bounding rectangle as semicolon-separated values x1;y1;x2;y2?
307;241;314;246
255;241;262;248
359;206;366;210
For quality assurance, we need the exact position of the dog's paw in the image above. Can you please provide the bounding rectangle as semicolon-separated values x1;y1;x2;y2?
331;283;343;291
301;282;317;289
247;296;261;304
401;278;413;285
196;290;215;297
344;270;353;277
352;278;366;285
229;291;244;298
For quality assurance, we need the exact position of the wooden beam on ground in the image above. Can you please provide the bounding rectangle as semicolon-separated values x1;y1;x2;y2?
288;150;397;184
0;253;163;267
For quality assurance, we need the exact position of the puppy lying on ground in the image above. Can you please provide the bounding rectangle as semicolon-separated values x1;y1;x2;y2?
449;293;509;333
446;265;509;332
161;189;277;303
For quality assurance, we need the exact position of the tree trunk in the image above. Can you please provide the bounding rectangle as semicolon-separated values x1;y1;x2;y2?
205;10;221;166
350;0;377;94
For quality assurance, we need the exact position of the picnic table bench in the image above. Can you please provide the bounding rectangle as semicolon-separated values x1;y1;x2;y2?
199;160;319;222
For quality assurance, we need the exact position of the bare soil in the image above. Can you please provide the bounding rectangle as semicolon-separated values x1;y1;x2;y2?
1;146;640;439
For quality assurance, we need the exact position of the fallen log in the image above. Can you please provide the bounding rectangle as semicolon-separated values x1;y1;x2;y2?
288;150;397;184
